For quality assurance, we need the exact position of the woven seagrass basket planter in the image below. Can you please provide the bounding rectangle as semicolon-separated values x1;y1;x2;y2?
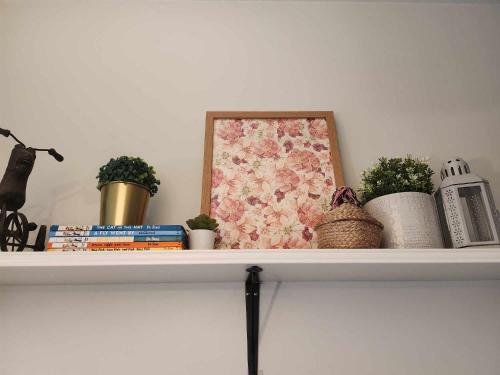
314;203;384;249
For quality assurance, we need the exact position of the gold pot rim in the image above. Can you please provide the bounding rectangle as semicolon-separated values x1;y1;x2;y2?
99;180;151;193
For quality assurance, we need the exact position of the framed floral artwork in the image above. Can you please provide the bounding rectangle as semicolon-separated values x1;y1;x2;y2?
201;111;344;249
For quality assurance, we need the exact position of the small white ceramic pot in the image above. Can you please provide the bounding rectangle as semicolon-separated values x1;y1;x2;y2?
363;192;444;249
189;229;216;250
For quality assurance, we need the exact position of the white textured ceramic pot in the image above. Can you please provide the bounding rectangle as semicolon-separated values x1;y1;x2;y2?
189;229;216;250
363;192;444;249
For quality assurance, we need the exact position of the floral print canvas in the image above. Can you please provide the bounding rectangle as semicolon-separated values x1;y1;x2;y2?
210;118;338;249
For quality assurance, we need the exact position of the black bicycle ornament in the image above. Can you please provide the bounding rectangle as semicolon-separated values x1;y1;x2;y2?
0;128;63;251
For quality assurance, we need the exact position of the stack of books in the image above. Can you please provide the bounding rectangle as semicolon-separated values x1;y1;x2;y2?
47;225;187;251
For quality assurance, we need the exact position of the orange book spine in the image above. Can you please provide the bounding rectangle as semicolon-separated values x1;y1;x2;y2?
47;241;183;249
88;241;182;249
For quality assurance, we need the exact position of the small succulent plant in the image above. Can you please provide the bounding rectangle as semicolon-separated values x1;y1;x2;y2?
359;155;434;204
186;214;219;231
97;156;160;197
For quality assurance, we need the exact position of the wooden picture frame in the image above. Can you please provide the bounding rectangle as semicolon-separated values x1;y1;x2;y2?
201;111;344;249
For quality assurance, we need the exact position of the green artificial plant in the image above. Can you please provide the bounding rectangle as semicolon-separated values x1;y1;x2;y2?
359;155;434;204
186;214;219;231
97;156;160;197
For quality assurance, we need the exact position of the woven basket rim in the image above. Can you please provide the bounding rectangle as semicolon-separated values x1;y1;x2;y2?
315;204;383;230
315;217;383;230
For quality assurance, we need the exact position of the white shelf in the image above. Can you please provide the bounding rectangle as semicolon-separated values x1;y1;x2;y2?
1;249;500;285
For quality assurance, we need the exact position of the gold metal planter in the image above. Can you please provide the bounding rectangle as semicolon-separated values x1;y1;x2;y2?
99;181;150;225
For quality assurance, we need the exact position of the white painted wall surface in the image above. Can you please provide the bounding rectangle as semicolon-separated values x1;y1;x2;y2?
1;281;500;375
1;1;500;374
1;0;500;225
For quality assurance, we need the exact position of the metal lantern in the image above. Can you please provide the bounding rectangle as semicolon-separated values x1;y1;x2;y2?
435;157;500;248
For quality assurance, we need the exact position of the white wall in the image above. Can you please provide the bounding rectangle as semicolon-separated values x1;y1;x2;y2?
2;281;500;375
1;0;500;225
1;1;500;375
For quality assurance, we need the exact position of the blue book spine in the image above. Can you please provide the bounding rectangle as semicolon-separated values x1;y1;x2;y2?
49;230;185;237
48;235;185;243
50;225;185;232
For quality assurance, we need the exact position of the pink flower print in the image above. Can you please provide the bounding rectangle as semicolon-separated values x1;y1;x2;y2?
301;172;324;195
278;119;303;138
215;232;223;247
297;201;323;228
232;156;247;165
217;198;245;223
287;149;320;173
246;128;257;138
253;139;280;159
249;230;259;241
265;213;302;248
220;218;257;248
264;130;276;139
312;143;328;152
287;121;303;137
277;128;285;139
322;178;336;196
259;237;281;249
212;168;224;188
217;120;244;144
284;236;309;249
247;196;266;207
247;168;274;195
247;196;259;206
218;172;245;197
262;119;276;127
301;227;313;242
274;189;285;203
263;206;287;227
283;140;294;153
210;195;220;217
308;119;329;139
217;139;252;162
276;167;300;193
304;141;311;148
244;170;275;208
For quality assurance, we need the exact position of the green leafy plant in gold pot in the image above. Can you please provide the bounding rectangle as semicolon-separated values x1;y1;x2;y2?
97;156;160;225
359;156;443;249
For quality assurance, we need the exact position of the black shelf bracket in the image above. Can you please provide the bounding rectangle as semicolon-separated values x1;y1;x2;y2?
245;266;263;375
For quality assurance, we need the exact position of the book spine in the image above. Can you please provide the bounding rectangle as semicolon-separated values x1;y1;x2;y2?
49;230;184;237
47;241;183;249
48;236;184;243
47;247;183;252
49;225;185;232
